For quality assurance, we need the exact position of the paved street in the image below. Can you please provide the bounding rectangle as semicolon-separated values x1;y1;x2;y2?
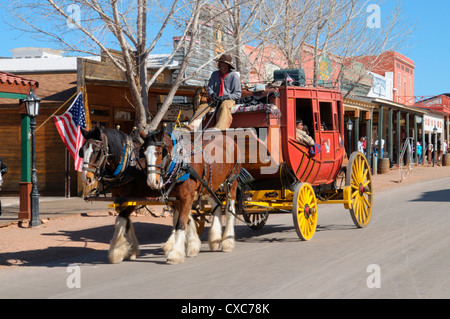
0;175;449;300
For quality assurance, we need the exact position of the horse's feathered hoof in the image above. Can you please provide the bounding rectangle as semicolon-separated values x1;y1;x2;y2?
209;239;221;252
108;244;129;264
166;250;185;264
186;240;201;257
221;237;235;252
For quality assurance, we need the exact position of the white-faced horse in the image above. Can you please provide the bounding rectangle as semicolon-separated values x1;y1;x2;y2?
141;129;241;264
79;127;159;264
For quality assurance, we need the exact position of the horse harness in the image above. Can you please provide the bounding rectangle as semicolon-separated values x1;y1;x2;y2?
84;133;144;197
148;133;240;211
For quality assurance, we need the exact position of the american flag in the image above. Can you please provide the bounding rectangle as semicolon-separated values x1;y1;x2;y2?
53;92;87;172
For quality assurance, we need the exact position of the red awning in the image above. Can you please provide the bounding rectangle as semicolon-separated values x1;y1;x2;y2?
0;71;39;97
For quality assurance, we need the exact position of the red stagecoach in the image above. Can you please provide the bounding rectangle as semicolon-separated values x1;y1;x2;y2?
105;77;373;241
210;82;374;240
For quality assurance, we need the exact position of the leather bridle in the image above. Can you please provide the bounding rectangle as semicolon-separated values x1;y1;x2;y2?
81;137;110;179
145;138;171;179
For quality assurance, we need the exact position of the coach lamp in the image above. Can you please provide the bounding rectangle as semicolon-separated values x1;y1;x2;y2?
24;86;40;117
24;85;41;227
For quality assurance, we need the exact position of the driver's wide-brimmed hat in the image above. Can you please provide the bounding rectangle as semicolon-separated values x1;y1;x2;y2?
215;54;235;69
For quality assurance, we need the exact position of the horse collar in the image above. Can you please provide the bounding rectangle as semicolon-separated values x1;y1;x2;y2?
112;136;132;176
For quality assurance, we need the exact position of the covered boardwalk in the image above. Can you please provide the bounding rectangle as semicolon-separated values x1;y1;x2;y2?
415;94;450;148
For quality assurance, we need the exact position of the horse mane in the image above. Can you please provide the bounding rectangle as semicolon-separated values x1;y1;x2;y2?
84;127;127;161
103;128;127;159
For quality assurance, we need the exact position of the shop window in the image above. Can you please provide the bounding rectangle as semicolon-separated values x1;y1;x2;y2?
115;111;133;121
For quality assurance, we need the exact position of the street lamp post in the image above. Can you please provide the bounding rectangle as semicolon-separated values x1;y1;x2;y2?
346;118;353;155
24;86;41;227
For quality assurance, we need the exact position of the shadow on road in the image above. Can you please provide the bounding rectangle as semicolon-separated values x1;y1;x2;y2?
234;221;357;244
410;189;450;202
0;222;172;269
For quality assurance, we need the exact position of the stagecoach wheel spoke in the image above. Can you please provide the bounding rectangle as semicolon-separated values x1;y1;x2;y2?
346;152;373;228
292;182;318;241
236;188;268;230
242;211;269;230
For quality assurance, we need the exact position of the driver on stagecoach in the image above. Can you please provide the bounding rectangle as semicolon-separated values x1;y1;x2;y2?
185;54;242;131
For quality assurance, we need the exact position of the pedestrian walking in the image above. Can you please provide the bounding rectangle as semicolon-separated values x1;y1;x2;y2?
416;142;422;165
358;137;366;155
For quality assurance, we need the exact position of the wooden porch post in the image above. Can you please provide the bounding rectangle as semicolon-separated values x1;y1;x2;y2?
388;107;393;164
397;111;401;165
354;116;360;152
366;110;373;168
414;115;418;164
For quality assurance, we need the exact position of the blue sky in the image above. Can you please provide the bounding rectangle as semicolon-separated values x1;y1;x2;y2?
0;1;448;97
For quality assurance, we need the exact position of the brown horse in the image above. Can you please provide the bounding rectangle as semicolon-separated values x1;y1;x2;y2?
141;129;241;264
79;127;157;264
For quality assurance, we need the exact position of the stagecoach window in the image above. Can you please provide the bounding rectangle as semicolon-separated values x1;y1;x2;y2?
319;101;334;131
337;101;343;133
295;98;314;135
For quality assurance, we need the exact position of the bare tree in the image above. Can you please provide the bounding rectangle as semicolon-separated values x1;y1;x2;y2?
4;0;198;132
256;0;317;70
4;0;281;132
331;1;415;98
245;0;414;94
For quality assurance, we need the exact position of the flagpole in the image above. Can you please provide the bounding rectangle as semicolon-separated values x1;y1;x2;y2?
36;89;81;132
83;86;91;130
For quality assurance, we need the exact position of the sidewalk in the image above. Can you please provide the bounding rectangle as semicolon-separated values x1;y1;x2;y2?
0;196;112;227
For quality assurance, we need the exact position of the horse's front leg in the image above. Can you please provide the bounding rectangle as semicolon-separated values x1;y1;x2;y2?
186;214;201;258
222;198;236;252
108;206;139;264
208;196;223;252
166;200;192;264
162;208;178;255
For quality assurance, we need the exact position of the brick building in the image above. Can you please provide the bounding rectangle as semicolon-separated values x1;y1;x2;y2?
360;51;415;105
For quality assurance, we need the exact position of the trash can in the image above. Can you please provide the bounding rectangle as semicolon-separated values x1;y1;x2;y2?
378;158;390;174
443;153;450;166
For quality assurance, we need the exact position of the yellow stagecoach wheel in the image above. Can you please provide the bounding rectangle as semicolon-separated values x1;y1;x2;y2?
292;183;318;241
346;152;373;228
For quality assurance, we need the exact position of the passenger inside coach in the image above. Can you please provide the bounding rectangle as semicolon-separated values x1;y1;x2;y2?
296;119;315;147
295;98;314;136
320;121;327;131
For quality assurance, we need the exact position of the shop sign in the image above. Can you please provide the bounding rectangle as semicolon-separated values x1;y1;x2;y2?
423;115;444;133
